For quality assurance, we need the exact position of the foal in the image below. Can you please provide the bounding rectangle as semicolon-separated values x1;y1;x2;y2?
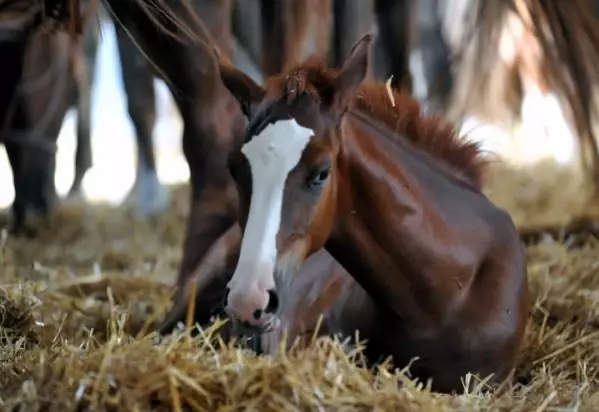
217;33;530;393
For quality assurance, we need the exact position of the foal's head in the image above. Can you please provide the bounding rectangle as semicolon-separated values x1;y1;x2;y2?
218;34;373;332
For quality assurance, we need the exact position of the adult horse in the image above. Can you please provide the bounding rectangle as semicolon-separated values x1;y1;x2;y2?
160;34;531;393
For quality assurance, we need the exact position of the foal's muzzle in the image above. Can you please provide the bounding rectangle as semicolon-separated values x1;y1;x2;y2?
223;285;281;333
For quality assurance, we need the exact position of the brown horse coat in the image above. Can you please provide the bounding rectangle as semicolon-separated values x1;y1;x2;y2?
161;33;530;394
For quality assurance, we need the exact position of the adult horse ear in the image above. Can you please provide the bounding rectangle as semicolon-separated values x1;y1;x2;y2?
214;47;266;118
330;33;373;116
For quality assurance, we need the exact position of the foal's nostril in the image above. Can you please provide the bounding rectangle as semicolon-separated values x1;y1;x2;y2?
252;309;262;320
265;289;279;314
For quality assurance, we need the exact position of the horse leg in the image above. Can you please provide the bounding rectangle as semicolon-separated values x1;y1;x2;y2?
331;0;374;72
280;0;313;71
193;0;263;85
259;0;331;76
418;0;453;113
5;101;59;235
4;32;73;234
102;0;246;289
3;106;27;233
0;35;31;229
259;0;284;76
67;24;99;199
113;22;169;216
232;0;261;65
231;0;264;83
157;223;240;339
230;0;263;84
0;35;31;132
288;0;333;70
372;0;415;91
309;0;334;65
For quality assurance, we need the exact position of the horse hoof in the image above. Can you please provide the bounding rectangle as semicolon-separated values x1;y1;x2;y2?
64;189;86;205
7;218;38;238
137;184;170;216
124;171;170;216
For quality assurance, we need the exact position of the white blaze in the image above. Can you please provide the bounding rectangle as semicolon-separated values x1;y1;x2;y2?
229;119;314;291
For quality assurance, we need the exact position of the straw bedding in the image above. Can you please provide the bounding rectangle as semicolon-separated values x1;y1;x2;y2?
1;160;599;411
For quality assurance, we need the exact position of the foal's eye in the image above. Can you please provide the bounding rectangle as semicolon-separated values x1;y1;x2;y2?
307;164;331;189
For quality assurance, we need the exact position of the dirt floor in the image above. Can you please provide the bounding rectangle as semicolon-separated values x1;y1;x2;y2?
1;160;599;411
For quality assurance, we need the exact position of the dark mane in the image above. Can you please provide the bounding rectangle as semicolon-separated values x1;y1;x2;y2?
271;57;487;188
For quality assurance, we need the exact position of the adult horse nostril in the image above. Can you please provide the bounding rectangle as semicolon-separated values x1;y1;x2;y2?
265;289;279;314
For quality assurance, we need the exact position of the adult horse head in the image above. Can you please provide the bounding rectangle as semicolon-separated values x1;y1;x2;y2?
216;33;530;392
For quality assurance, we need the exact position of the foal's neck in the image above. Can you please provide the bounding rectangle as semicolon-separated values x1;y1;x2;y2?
326;111;480;322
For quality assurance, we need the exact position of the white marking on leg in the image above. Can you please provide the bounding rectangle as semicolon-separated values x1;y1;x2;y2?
228;119;313;293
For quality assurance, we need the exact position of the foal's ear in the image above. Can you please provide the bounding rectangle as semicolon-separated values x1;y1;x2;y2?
216;54;266;118
330;33;373;115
